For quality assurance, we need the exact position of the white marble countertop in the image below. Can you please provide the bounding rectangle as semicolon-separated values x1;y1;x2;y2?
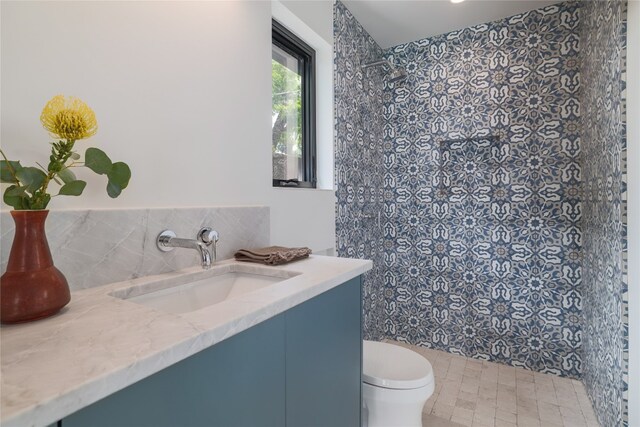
1;255;372;427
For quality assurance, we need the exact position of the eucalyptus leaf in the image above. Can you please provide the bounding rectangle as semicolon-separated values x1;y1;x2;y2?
3;195;25;209
70;152;81;160
5;185;27;196
15;167;46;193
59;180;86;196
85;147;112;175
106;180;122;198
57;168;77;184
1;160;22;183
107;162;131;189
3;185;26;209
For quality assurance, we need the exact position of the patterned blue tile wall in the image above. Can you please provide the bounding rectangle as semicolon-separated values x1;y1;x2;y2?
334;1;386;341
381;2;583;377
580;1;629;425
334;1;629;422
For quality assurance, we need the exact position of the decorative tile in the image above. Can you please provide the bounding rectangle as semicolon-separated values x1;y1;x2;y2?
334;0;386;341
579;1;628;426
335;0;627;423
381;1;582;377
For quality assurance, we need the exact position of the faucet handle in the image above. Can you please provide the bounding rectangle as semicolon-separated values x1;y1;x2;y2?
198;227;219;246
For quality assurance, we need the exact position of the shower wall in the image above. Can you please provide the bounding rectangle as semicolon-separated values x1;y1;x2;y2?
335;0;630;421
580;0;628;425
382;2;583;377
334;1;386;340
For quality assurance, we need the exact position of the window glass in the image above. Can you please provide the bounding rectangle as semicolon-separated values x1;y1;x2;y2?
272;20;316;188
272;44;303;182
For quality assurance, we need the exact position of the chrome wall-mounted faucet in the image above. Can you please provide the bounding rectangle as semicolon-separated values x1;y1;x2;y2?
157;227;220;269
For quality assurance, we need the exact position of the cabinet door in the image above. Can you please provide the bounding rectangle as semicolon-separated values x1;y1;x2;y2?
62;314;286;427
285;277;362;427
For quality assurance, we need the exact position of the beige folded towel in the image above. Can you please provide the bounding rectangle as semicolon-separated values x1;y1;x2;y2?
234;246;312;265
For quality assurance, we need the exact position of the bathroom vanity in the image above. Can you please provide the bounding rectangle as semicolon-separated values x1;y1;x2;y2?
0;256;371;427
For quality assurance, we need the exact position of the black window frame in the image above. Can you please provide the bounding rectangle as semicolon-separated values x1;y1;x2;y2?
271;19;317;189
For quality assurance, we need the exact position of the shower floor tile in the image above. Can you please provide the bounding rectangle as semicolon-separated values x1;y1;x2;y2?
384;340;600;427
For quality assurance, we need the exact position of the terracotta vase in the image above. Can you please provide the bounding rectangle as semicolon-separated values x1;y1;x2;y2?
1;210;70;323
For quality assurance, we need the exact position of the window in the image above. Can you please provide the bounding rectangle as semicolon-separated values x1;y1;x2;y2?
272;20;316;188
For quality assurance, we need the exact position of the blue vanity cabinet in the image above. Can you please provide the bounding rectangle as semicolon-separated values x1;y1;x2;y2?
286;276;362;426
60;276;362;427
61;313;287;427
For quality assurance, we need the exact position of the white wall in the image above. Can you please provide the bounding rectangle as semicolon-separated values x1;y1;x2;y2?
627;1;639;425
280;0;334;45
0;1;335;253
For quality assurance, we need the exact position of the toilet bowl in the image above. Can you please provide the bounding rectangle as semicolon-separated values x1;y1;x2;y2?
362;340;435;427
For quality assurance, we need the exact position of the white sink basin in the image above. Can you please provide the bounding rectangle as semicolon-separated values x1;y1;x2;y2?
111;265;299;315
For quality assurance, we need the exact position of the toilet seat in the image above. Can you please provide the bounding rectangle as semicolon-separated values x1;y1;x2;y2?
363;341;434;390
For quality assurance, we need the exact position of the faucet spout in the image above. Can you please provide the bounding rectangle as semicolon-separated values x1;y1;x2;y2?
156;231;213;269
166;237;212;269
197;242;212;269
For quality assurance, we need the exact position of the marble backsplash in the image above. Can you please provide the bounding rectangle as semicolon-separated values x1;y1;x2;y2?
0;207;269;291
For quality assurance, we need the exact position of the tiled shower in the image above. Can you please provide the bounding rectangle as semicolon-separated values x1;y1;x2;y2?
334;4;387;342
334;1;628;425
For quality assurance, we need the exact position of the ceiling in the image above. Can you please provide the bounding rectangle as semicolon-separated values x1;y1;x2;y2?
341;0;560;49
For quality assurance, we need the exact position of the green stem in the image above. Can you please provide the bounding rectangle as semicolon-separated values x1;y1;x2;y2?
30;139;76;209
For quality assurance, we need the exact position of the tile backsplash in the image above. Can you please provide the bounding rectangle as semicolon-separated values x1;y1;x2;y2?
1;207;269;291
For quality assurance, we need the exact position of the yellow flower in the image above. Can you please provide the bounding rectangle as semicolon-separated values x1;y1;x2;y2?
40;95;98;141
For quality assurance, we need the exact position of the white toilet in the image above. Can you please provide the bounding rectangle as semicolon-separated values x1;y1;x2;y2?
362;340;435;427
